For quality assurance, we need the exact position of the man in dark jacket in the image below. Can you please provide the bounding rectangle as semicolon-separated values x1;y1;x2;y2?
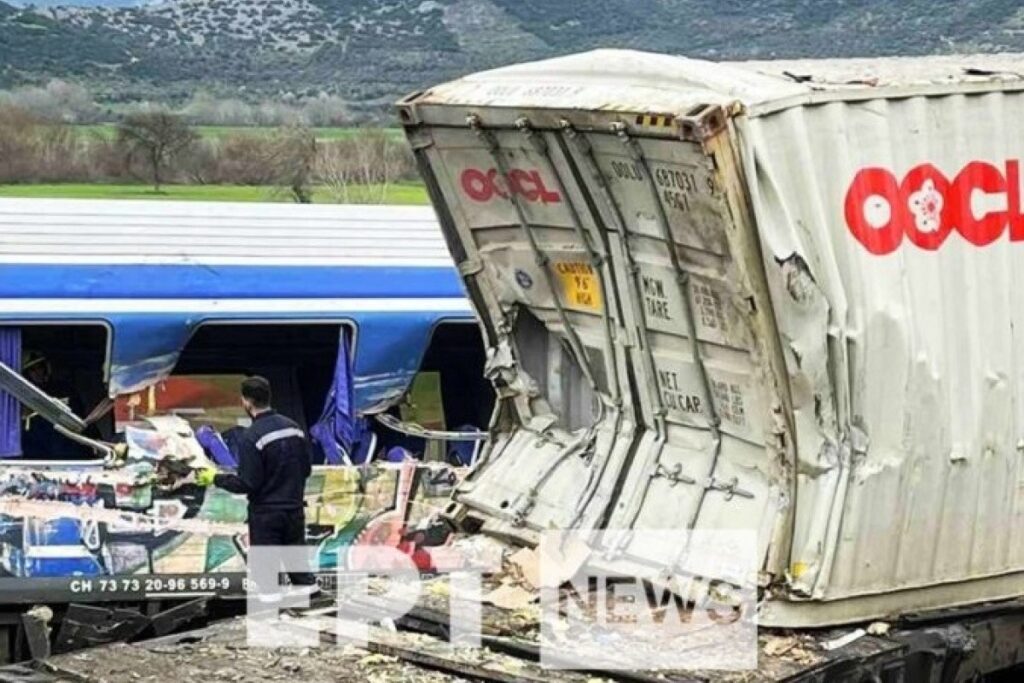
196;376;317;592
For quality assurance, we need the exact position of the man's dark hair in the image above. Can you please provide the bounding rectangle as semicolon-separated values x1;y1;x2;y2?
241;376;272;408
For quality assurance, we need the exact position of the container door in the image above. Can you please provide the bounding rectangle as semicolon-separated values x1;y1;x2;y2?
405;105;794;576
556;116;793;572
408;121;639;538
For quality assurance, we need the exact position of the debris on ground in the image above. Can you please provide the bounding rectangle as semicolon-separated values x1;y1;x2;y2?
482;582;536;610
35;618;467;683
866;621;891;636
760;634;819;664
821;628;867;651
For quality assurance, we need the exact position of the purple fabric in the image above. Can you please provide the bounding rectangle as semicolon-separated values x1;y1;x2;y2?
348;419;375;465
0;328;21;457
196;424;238;468
384;446;412;463
310;328;357;465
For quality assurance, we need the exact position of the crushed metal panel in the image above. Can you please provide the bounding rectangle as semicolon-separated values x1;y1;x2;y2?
741;89;1024;613
421;124;640;537
558;118;793;573
405;49;1024;627
411;111;794;577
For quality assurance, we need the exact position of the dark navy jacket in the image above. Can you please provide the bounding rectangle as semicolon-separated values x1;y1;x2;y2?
214;410;312;512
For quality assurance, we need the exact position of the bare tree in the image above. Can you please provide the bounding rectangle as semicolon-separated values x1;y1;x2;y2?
116;111;198;191
266;125;317;203
316;130;413;204
0;106;39;183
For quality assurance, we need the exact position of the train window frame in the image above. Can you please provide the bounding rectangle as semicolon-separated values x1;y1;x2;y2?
158;318;358;436
0;320;113;465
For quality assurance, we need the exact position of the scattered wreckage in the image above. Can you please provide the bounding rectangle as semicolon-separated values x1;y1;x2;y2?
11;49;1024;680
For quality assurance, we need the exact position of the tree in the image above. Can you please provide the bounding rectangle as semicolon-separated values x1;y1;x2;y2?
266;125;317;203
116;111;197;191
317;130;413;204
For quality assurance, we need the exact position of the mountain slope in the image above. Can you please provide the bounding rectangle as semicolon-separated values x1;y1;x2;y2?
0;2;133;88
3;0;1024;114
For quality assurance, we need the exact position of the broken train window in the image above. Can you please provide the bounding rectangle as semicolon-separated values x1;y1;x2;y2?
369;322;494;466
116;322;349;466
0;324;111;461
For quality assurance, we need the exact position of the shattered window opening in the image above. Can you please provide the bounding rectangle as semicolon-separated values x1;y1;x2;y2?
512;309;603;433
371;321;493;465
167;322;347;465
0;324;112;462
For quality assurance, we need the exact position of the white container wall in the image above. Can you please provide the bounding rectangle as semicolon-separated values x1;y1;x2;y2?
400;50;1024;626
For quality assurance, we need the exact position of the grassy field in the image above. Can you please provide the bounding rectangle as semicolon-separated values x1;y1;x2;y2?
0;182;430;204
72;125;404;142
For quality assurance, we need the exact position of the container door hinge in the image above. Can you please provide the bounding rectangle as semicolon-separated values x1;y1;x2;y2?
654;463;697;487
704;476;755;501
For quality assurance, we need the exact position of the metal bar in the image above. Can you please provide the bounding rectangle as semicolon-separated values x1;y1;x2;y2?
284;615;553;683
560;122;690;545
612;123;725;532
0;363;85;433
562;126;663;418
53;425;115;461
374;413;488;442
335;593;689;683
467;115;608;526
515;118;631;531
516;117;622;407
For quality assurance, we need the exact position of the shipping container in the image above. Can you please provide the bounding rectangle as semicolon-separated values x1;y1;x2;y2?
399;50;1024;630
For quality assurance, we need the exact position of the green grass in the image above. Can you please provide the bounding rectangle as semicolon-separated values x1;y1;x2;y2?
73;125;403;142
0;182;430;204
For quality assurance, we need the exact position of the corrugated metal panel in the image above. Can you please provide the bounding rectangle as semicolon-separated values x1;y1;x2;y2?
742;89;1024;620
0;199;451;266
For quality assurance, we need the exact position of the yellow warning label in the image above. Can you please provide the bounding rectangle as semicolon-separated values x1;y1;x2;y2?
634;113;675;128
554;261;602;312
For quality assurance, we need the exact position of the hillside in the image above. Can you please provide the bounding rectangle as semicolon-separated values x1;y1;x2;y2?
3;0;1024;117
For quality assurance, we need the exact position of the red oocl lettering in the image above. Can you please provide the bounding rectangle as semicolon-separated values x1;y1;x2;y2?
844;167;904;255
950;161;1006;246
843;159;1024;254
459;167;561;204
461;168;507;201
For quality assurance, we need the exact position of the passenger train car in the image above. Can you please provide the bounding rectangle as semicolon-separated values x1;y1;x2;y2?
0;198;490;656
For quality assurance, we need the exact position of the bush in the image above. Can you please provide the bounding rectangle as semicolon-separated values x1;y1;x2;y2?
0;108;416;200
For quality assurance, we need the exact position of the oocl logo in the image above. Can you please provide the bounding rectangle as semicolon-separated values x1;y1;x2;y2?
460;167;561;204
844;160;1024;254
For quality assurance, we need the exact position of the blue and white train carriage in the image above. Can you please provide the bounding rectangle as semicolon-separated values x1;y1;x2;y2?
0;199;490;653
0;198;490;458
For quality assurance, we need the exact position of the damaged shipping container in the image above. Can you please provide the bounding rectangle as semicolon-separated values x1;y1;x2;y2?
399;50;1024;627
